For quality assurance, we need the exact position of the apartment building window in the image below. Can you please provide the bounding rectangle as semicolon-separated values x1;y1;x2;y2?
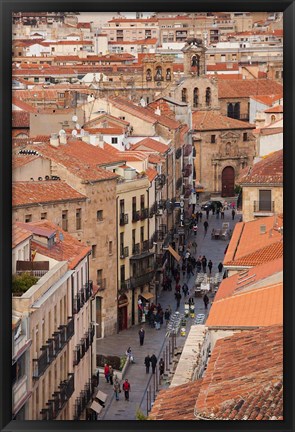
111;137;118;144
211;135;216;144
25;214;32;223
140;194;145;211
181;88;187;103
206;87;211;107
140;226;144;243
97;210;103;221
132;197;136;214
132;229;136;252
92;245;96;258
109;241;113;255
76;208;82;230
243;132;248;141
193;87;199;108
41;212;47;220
259;190;272;211
97;269;103;285
62;210;68;231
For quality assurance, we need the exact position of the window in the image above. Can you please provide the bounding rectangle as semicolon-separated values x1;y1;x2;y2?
12;352;26;385
92;245;96;258
211;135;216;144
181;88;187;103
97;269;103;284
243;132;248;141
271;115;276;123
62;210;68;231
109;241;113;255
120;232;124;256
132;197;136;214
193;87;199;108
120;265;125;282
205;87;211;107
259;190;272;211
76;208;82;230
97;210;103;221
140;226;144;243
140;194;145;211
111;137;118;144
25;214;32;223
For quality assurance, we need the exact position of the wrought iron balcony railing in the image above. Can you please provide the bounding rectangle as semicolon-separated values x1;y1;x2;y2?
130;270;155;288
132;211;140;222
120;246;129;259
253;200;275;212
40;373;74;420
119;213;129;226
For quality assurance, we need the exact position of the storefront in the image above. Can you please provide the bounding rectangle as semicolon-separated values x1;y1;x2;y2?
118;294;128;331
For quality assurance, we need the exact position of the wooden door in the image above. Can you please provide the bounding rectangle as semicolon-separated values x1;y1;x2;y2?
221;166;235;197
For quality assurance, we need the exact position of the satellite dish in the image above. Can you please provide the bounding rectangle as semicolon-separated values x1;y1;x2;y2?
58;129;66;136
71;129;78;137
72;115;78;122
75;123;80;130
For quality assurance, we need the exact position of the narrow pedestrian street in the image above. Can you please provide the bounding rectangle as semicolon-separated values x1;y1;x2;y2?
96;203;240;420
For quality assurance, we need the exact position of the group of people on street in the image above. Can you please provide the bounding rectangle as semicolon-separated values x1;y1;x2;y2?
144;353;158;374
113;377;131;401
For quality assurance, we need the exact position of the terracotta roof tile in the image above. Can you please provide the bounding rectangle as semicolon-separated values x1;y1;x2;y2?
131;138;168;153
264;104;283;113
145;167;158;182
218;79;283;99
149;380;202;420
206;282;282;327
250;94;282;105
195;325;283;419
215;257;283;301
207;63;239;71
12;223;32;249
20;137;120;182
192;110;255;131
12;181;87;207
19;220;91;270
12;96;37;113
13;154;39;169
238;149;283;184
12;111;30;128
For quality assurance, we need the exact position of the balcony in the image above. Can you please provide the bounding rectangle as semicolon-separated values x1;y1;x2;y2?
130;270;155;288
132;210;140;222
40;373;74;420
33;317;74;379
183;144;192;158
120;279;131;293
73;325;95;368
97;278;106;291
183;164;193;178
73;281;93;314
253;200;275;214
140;208;149;220
175;147;182;159
119;213;128;226
155;174;166;190
149;202;157;218
176;177;183;190
132;243;140;255
74;380;93;420
141;240;150;253
120;246;129;259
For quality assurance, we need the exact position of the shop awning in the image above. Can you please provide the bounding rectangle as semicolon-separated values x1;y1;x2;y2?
168;245;181;262
95;390;108;403
141;292;154;300
91;400;103;415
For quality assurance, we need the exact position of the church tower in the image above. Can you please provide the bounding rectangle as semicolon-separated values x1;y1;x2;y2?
182;37;207;77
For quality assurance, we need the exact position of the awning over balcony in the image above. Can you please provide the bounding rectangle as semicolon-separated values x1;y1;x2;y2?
168;245;181;262
140;292;154;301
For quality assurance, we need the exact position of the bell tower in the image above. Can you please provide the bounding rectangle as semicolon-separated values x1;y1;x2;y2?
182;37;207;77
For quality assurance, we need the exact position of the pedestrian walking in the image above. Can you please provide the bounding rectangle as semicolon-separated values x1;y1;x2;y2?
201;256;207;273
206;208;210;219
138;327;145;346
216;208;220;219
144;355;151;373
164;308;171;326
175;282;181;293
126;347;134;363
159;358;165;377
208;259;213;274
175;291;182;309
193;223;198;236
218;262;223;273
232;209;236;220
196;258;201;273
192;240;197;254
203;220;209;235
113;376;121;401
182;283;189;297
203;293;209;309
188;296;195;306
150;354;157;374
122;379;131;401
221;207;225;219
104;363;110;383
109;365;114;385
182;262;186;278
199;210;203;221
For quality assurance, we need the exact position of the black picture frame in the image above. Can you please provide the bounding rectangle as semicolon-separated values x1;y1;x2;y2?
1;1;294;431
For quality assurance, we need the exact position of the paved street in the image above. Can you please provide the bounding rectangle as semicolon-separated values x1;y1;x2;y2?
96;201;239;420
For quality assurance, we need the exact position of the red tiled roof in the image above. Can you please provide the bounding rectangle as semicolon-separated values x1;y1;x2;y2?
81;127;124;135
192;110;255;131
12;223;32;249
131;138;168;153
218;79;283;99
12;96;37;113
224;215;283;267
264;105;283;113
250;93;282;105
12;181;87;207
12;111;30;128
149;380;202;420
207;63;239;71
83;113;130;128
238;149;283;184
195;325;283;419
255;127;283;136
145;167;158;182
22;220;91;270
21;137;121;182
12;154;39;169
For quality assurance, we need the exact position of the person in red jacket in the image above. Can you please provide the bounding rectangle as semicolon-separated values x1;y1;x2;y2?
122;378;131;401
104;363;110;383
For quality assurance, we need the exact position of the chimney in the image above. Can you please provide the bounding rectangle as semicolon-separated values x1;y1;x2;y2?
260;225;266;234
81;131;90;144
96;134;104;149
50;133;59;147
154;106;161;116
59;132;67;144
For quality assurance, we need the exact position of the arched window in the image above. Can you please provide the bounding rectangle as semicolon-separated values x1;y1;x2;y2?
193;88;199;108
146;69;152;81
227;103;234;118
155;66;163;81
182;88;187;103
166;68;171;81
205;87;211;107
271;114;276;123
191;55;200;75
